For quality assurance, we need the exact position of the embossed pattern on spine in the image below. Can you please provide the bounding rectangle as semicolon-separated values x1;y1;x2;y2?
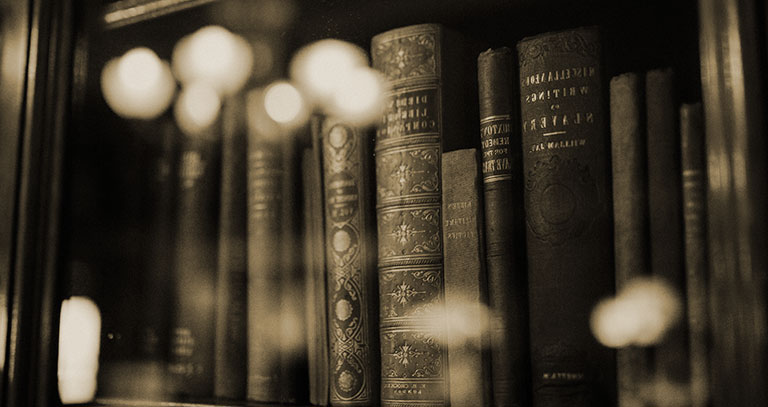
246;135;283;402
517;26;616;407
372;24;448;407
477;48;529;407
321;118;379;406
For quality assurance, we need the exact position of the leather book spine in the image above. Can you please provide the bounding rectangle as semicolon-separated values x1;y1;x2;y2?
517;26;616;407
305;116;330;406
680;103;708;407
609;72;651;407
168;130;221;399
214;97;248;399
278;134;309;404
646;68;689;385
246;131;283;402
372;23;472;407
321;117;380;406
477;47;530;407
441;148;491;407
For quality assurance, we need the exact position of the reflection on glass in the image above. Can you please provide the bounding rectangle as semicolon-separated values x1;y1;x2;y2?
591;277;682;348
174;82;221;136
58;297;101;405
263;81;306;125
100;47;175;119
290;39;368;105
172;26;253;96
328;66;385;126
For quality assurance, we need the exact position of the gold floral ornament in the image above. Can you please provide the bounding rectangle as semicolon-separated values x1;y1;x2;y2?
388;282;424;306
392;342;423;366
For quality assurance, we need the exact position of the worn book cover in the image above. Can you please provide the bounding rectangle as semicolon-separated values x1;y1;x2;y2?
372;23;477;407
517;26;616;407
321;117;380;406
477;47;530;407
441;148;491;407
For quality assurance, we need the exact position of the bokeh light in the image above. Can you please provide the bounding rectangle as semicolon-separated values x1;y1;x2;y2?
290;39;368;105
100;47;175;119
591;277;682;348
328;66;386;126
172;25;254;96
174;82;221;136
58;297;101;405
263;81;306;125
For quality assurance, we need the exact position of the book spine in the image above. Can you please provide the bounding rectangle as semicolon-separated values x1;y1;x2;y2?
304;116;330;406
477;47;530;407
441;148;491;407
246;132;283;402
214;97;248;399
680;103;708;407
321;118;380;406
372;23;450;407
645;68;688;385
609;72;651;407
168;131;220;399
278;134;309;404
517;26;616;407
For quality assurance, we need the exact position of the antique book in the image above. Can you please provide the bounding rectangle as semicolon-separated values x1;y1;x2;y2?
441;148;491;407
517;26;616;406
278;132;309;404
321;117;379;406
214;97;248;399
680;103;708;407
245;127;284;402
168;128;221;399
477;47;530;407
304;116;329;406
646;68;689;385
609;72;651;407
372;23;477;407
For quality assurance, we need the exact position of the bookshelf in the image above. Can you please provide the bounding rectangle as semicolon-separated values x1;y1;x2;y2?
0;0;765;406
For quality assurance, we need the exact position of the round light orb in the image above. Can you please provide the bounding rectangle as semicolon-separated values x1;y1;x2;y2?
174;82;221;136
590;276;683;348
290;39;368;105
117;47;162;92
264;81;305;124
172;25;253;96
328;66;386;126
101;47;175;119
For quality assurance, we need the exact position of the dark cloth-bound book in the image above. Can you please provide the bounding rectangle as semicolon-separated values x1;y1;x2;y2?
304;116;329;406
477;47;530;407
517;26;616;407
680;102;708;407
609;72;651;407
441;148;491;407
645;68;689;387
372;23;478;407
245;127;284;402
168;127;221;400
214;96;248;400
321;117;379;406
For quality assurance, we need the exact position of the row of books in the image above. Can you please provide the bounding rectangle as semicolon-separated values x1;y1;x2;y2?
96;23;708;407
